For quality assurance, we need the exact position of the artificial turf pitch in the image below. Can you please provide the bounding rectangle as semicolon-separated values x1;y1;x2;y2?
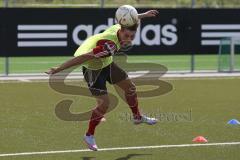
0;77;240;160
1;54;240;74
0;55;231;74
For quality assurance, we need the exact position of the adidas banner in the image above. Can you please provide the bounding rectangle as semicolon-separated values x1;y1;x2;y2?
0;8;240;56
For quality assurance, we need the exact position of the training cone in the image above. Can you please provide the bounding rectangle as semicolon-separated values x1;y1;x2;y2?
192;136;208;143
227;119;240;125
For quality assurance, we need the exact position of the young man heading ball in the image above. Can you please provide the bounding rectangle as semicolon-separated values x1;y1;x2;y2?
46;5;159;151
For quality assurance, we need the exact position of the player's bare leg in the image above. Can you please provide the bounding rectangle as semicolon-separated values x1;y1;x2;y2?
116;78;158;125
84;94;109;151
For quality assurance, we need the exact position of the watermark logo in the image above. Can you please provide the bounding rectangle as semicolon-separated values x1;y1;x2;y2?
49;40;173;121
118;109;193;123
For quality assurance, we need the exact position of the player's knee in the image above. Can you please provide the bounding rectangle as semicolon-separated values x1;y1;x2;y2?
97;97;110;111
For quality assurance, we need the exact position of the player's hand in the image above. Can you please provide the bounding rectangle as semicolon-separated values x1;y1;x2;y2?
144;10;159;18
45;67;59;75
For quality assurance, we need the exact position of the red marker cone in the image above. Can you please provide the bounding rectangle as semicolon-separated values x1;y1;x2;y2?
192;136;208;143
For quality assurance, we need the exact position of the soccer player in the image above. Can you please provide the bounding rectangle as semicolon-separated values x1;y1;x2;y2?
46;9;159;151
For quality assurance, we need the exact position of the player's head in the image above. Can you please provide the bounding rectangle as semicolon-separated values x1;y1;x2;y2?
119;23;138;43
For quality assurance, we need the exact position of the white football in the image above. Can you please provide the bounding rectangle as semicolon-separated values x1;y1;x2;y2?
115;5;139;27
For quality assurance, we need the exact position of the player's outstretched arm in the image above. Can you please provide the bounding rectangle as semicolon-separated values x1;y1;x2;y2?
138;10;159;19
45;52;95;75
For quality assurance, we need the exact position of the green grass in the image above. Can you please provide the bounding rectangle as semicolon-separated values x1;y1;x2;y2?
235;55;240;70
0;55;219;74
0;57;4;74
0;78;240;159
0;54;239;74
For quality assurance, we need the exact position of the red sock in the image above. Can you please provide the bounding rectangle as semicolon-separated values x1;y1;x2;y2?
86;107;105;136
125;92;141;119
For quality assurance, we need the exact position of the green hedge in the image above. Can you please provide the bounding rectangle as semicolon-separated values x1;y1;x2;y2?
1;0;240;8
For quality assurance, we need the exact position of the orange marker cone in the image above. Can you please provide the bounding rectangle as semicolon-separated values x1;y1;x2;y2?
192;136;208;143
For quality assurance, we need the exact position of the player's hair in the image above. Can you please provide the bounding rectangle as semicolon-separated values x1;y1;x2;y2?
121;23;138;31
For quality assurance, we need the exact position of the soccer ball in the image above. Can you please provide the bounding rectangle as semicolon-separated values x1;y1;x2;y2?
115;5;139;27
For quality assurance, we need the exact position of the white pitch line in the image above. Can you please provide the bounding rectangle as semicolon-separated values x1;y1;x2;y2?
17;78;31;82
0;142;240;157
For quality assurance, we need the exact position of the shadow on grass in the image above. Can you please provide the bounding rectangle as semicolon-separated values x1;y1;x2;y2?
115;153;151;160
